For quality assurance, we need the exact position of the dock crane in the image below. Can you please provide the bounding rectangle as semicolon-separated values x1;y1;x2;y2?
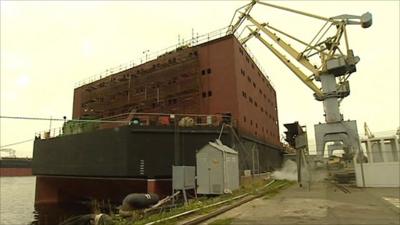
228;1;372;158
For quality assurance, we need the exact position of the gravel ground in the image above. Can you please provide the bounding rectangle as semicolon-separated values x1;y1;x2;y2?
202;181;400;225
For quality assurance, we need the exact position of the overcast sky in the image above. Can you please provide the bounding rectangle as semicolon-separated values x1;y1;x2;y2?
1;1;399;157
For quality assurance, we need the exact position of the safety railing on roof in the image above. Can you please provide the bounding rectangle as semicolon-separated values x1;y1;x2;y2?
35;113;233;140
74;26;273;88
75;27;229;88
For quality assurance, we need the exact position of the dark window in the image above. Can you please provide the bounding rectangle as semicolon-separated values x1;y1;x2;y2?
243;116;246;122
249;97;253;103
252;63;255;69
246;57;249;63
202;92;206;98
250;120;253;125
263;94;266;99
208;91;212;97
241;69;245;76
242;91;247;98
239;48;243;55
247;76;251;82
253;82;256;88
207;68;211;74
201;70;206;75
255;123;258;128
254;101;258;107
261;107;264;112
259;89;262;94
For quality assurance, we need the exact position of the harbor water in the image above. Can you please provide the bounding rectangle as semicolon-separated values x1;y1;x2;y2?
0;176;35;225
0;176;91;225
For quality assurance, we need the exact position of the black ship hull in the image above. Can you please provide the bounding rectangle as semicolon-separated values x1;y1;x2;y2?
33;125;282;204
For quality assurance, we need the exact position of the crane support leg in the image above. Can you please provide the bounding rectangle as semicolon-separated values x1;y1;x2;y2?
320;74;342;123
314;120;361;158
315;73;361;158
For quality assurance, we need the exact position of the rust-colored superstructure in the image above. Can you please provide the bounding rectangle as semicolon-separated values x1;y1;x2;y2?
73;35;280;146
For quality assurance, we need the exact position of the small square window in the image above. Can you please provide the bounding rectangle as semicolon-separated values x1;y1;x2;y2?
201;70;205;75
247;76;251;82
208;91;212;97
207;68;211;74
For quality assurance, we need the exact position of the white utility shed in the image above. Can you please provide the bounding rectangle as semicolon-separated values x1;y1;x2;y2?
196;140;239;194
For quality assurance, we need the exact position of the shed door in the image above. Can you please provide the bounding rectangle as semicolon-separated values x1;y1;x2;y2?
209;151;223;194
196;153;209;194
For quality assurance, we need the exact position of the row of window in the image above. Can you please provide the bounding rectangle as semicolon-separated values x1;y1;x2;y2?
241;68;274;99
238;47;271;84
242;89;275;108
202;91;213;98
201;68;212;75
243;116;278;138
242;91;275;111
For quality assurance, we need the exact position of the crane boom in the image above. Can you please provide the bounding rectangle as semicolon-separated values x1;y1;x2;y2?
249;29;324;98
243;14;321;80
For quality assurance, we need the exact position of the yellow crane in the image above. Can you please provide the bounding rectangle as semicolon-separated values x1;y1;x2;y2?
364;122;375;138
228;1;372;158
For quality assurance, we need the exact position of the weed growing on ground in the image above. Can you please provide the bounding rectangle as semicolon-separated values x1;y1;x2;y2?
112;179;293;225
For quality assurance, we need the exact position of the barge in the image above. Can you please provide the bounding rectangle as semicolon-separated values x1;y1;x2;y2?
33;32;283;204
0;157;32;176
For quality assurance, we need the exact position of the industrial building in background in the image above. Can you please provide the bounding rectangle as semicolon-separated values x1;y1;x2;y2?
32;31;283;205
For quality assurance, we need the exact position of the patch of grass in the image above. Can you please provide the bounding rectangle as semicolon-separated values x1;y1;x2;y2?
262;179;294;200
209;218;234;225
112;179;291;225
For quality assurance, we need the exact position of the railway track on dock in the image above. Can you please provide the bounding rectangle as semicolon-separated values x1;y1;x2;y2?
143;180;292;225
333;183;351;194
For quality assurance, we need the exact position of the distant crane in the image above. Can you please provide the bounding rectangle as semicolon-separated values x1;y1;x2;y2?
364;122;375;138
228;0;372;158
